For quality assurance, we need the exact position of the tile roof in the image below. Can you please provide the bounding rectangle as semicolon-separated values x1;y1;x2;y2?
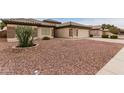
1;18;56;27
56;21;91;28
1;19;91;28
91;25;101;30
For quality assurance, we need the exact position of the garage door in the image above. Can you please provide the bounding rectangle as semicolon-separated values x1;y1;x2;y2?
78;29;89;38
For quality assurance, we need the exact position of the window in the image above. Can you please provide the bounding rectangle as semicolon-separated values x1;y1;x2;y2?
73;30;77;36
42;28;51;35
69;29;73;36
52;29;54;36
76;30;78;36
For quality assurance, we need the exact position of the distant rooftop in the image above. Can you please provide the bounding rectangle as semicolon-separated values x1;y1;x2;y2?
43;19;61;24
1;18;56;27
91;25;101;30
56;21;91;28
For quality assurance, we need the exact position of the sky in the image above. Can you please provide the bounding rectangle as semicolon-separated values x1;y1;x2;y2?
48;18;124;29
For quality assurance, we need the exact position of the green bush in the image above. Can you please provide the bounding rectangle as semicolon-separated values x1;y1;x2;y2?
110;35;118;39
89;34;93;37
102;35;109;38
0;22;6;29
42;37;51;40
15;26;34;47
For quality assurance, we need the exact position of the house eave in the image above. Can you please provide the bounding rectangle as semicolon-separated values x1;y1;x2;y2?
56;25;91;29
2;21;56;27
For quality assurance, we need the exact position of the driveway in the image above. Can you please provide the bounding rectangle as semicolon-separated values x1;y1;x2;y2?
87;38;124;44
0;39;123;75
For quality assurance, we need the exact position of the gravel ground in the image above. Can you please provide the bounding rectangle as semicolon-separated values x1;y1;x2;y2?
0;38;123;75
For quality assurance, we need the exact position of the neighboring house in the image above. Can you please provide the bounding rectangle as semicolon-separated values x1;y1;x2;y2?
55;22;91;38
102;29;113;36
90;26;116;37
2;18;122;42
89;26;102;37
118;29;124;38
1;18;92;42
43;19;62;24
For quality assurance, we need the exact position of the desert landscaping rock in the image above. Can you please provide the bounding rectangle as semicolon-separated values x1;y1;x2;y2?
0;38;123;75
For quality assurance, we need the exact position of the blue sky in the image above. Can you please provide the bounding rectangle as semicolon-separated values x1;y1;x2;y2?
47;18;124;28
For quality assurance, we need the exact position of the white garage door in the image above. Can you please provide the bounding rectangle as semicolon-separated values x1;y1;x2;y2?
78;29;89;38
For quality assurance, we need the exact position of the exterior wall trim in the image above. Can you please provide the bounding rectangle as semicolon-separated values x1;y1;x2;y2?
7;37;39;42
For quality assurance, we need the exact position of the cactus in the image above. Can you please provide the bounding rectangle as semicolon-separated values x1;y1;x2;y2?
15;26;34;47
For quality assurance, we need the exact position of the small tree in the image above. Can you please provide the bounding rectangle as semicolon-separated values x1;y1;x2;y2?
101;24;114;30
101;24;106;30
109;27;119;34
15;26;34;47
102;24;119;34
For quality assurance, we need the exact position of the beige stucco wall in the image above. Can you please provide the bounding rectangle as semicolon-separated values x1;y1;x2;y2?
7;24;38;42
55;27;90;38
90;30;102;36
6;24;54;42
118;35;124;39
102;31;113;36
7;24;37;29
78;28;89;38
38;27;54;38
7;37;39;42
55;27;70;38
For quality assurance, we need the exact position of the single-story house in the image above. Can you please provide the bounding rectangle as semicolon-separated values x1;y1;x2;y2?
1;18;92;42
55;22;91;38
1;18;57;42
102;29;113;36
90;26;116;37
89;26;102;37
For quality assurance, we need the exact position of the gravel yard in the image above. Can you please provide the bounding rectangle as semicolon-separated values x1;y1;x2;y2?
0;38;123;75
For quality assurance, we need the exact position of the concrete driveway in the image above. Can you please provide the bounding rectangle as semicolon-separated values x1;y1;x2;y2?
87;38;124;44
85;38;124;75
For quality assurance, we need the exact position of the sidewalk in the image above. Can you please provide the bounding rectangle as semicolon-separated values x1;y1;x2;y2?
96;47;124;75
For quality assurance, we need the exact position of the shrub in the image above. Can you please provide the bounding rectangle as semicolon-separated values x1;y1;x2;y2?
102;35;109;38
89;34;93;37
110;35;118;39
42;37;50;40
109;27;119;34
15;26;34;47
0;22;6;29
